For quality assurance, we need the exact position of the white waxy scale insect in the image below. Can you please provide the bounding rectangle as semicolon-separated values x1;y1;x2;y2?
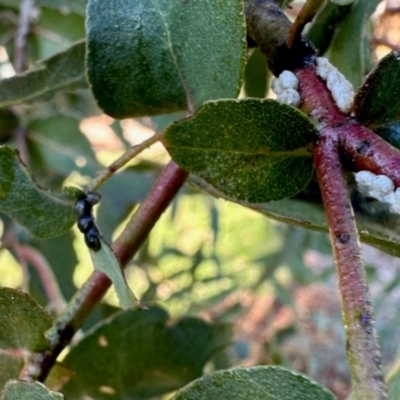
355;171;400;215
355;170;376;194
271;77;283;95
279;71;299;90
277;89;301;107
369;175;395;201
316;57;354;114
271;71;300;107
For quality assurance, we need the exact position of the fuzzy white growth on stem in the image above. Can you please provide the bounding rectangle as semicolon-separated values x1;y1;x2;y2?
271;70;300;107
316;57;354;114
354;171;376;195
276;89;301;107
355;171;400;214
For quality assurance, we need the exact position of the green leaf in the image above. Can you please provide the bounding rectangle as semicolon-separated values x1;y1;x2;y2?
192;176;400;257
330;0;354;4
44;363;74;393
27;8;85;62
0;288;52;351
354;51;400;127
89;239;141;309
86;0;246;118
244;48;269;98
0;146;80;238
254;196;400;256
27;116;101;179
1;381;64;400
306;2;352;54
326;0;381;89
164;99;316;203
62;307;232;399
0;357;22;394
32;232;78;301
171;366;335;400
387;357;400;400
0;288;52;389
37;0;87;16
0;41;86;108
373;121;400;148
0;110;18;143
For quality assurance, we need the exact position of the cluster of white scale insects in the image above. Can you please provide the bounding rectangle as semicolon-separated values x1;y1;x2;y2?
271;57;400;214
271;57;354;113
355;171;400;215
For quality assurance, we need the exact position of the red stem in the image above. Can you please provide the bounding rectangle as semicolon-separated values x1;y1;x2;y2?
341;125;400;186
33;161;188;381
297;64;388;398
297;65;400;185
314;128;386;399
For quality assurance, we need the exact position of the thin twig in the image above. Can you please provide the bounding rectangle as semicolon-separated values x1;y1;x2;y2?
88;130;164;192
16;245;66;314
287;0;324;48
14;0;35;73
28;161;188;381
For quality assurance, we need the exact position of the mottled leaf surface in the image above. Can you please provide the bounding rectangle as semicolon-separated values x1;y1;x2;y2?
0;41;86;108
0;356;22;393
0;146;80;238
62;307;232;399
89;239;141;309
171;366;335;400
164;99;316;203
0;288;51;351
354;51;400;127
0;288;52;389
1;381;64;400
86;0;246;118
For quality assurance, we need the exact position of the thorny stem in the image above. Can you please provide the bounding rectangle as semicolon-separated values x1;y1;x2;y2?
88;131;164;192
29;161;188;382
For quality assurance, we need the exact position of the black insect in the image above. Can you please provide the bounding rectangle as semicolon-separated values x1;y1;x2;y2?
74;192;102;251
